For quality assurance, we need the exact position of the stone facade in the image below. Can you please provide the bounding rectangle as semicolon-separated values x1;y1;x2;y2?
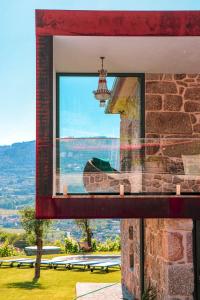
144;74;196;299
82;73;198;299
121;219;141;300
83;171;131;193
121;73;199;299
145;73;200;194
144;219;194;299
120;79;142;300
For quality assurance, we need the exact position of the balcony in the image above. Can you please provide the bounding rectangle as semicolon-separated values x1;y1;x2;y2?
55;137;200;196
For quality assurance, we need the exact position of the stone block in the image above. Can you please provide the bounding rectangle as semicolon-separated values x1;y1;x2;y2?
154;175;162;180
164;95;182;111
163;74;173;80
176;81;188;87
174;74;186;80
187;74;198;79
163;139;200;157
163;219;193;231
185;79;196;83
184;87;200;101
95;174;103;182
146;95;162;111
146;81;178;94
145;156;168;173
168;232;184;261
166;160;184;174
193;123;200;133
152;180;161;188
172;176;183;184
163;183;175;192
192;184;200;192
191;114;197;124
178;87;185;95
163;174;172;183
184;101;200;112
145;73;164;80
146;112;192;134
168;264;194;296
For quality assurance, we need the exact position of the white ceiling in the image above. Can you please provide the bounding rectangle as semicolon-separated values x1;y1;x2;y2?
53;36;200;74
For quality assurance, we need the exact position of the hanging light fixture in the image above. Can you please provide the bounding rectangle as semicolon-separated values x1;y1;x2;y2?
93;57;111;107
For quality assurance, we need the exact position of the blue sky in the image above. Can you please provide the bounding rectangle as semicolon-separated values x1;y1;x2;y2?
1;1;200;145
59;76;119;138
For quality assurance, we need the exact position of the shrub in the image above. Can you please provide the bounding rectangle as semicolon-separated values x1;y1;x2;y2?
97;236;121;252
65;237;79;254
0;230;28;248
91;239;97;251
0;240;16;257
0;230;8;243
53;240;65;252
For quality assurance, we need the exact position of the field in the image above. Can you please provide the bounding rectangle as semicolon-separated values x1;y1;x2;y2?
0;254;121;300
0;209;19;215
1;228;25;234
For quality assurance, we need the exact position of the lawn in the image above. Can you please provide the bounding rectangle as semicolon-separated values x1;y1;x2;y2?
0;256;121;300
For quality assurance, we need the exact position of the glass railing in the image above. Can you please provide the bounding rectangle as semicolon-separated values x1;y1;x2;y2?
54;137;200;195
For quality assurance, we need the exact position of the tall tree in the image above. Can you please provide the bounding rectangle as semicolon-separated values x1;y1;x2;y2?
20;207;51;281
75;219;93;248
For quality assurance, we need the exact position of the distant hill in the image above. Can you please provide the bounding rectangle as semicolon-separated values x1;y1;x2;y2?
0;141;35;176
0;138;120;207
0;141;35;210
0;140;120;240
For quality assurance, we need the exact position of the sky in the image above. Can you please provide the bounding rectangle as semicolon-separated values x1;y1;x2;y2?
1;1;200;145
59;76;119;138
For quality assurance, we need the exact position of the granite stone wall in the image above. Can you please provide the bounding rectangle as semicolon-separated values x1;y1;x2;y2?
121;219;141;300
144;219;194;299
120;83;142;300
83;171;131;193
144;73;200;194
121;73;197;300
144;73;197;299
83;73;197;299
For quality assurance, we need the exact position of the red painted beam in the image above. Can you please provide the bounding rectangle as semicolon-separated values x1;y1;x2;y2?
36;10;200;37
36;195;200;219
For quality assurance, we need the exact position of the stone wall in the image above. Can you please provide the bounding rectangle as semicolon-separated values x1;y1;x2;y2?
145;73;200;194
121;74;197;300
144;73;197;299
121;219;141;300
83;171;131;193
120;80;142;300
144;219;194;299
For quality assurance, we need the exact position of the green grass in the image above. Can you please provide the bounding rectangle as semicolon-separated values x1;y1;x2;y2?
1;228;25;234
6;251;120;259
0;254;121;300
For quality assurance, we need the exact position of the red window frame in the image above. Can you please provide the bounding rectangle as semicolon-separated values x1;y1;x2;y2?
36;10;200;218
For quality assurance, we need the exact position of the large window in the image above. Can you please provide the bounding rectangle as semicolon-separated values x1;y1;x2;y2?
55;74;200;197
55;74;143;195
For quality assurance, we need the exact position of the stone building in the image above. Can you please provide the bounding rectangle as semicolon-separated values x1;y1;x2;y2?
120;73;200;299
82;73;199;299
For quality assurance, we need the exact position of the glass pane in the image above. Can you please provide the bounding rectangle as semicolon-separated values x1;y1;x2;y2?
56;76;200;196
55;75;142;195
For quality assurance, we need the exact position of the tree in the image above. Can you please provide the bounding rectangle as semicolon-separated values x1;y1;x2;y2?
75;219;93;248
19;207;51;281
